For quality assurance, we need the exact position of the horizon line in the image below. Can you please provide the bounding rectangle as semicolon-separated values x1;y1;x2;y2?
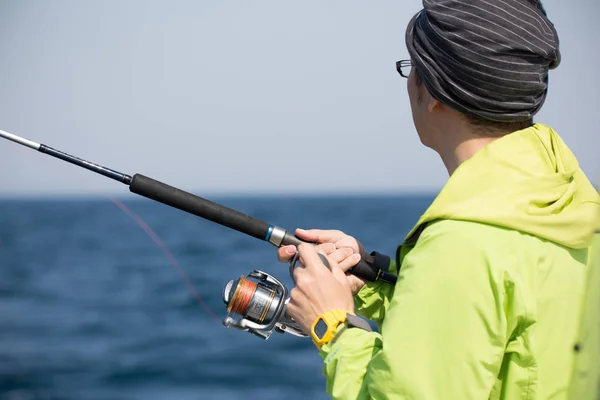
0;188;439;201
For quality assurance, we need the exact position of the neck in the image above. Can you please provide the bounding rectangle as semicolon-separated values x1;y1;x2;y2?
433;123;502;175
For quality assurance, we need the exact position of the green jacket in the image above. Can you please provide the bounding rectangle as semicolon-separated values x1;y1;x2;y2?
567;187;600;400
319;124;600;399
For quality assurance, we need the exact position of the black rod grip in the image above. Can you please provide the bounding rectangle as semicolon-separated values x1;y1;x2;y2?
129;173;397;285
129;174;271;240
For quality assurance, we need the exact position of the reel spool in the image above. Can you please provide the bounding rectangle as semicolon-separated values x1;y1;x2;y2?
222;270;306;340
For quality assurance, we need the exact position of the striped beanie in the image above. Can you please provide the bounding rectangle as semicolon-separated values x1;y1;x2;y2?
405;0;561;122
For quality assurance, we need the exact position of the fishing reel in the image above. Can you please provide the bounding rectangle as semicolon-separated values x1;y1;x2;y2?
222;254;308;340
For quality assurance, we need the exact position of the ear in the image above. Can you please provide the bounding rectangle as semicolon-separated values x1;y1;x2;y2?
421;85;442;113
427;97;443;113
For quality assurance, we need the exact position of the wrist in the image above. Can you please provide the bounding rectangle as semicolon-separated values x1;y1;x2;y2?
310;309;351;350
310;310;373;350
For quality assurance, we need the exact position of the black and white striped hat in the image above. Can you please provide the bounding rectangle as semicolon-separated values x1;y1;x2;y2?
405;0;561;122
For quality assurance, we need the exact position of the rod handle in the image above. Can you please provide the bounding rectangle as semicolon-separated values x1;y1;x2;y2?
129;173;396;285
129;173;271;240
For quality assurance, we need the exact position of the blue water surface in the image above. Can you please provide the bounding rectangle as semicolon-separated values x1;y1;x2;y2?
0;194;433;400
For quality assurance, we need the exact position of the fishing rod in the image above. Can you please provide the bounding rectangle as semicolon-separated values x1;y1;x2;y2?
1;129;397;339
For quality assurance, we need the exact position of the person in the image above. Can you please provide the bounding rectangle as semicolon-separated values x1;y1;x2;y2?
277;1;600;399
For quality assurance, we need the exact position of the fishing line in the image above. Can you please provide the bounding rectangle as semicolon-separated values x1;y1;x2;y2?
1;128;402;341
1;128;400;340
9;143;220;322
107;195;220;321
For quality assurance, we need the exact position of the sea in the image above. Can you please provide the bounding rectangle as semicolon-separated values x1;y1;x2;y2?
0;194;434;400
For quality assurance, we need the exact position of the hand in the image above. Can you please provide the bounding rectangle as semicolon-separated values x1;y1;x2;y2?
286;243;355;335
278;228;368;295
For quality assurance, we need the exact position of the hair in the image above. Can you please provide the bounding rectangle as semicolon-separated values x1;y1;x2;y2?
413;0;549;137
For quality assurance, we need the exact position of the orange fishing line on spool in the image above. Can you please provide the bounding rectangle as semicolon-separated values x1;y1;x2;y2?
227;276;257;315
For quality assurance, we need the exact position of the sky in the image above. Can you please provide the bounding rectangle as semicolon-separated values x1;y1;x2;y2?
0;0;598;197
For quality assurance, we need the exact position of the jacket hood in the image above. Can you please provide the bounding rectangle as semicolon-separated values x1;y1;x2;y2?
406;123;600;249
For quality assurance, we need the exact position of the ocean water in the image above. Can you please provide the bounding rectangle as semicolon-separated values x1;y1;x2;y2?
0;194;433;400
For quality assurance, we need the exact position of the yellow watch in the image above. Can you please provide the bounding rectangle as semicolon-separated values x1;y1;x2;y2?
310;309;350;350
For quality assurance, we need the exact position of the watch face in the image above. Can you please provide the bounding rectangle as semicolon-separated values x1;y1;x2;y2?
314;318;328;339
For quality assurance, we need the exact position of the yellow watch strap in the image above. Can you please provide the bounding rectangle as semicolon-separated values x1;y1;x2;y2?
310;309;352;350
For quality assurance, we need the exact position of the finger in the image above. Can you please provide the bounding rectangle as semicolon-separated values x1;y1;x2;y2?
295;228;343;244
326;247;355;264
292;259;306;283
286;289;302;316
286;300;299;320
296;243;332;272
289;286;308;306
292;259;320;290
317;253;332;271
285;296;309;334
315;242;336;255
330;261;352;288
337;253;362;272
277;245;298;262
333;236;358;250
